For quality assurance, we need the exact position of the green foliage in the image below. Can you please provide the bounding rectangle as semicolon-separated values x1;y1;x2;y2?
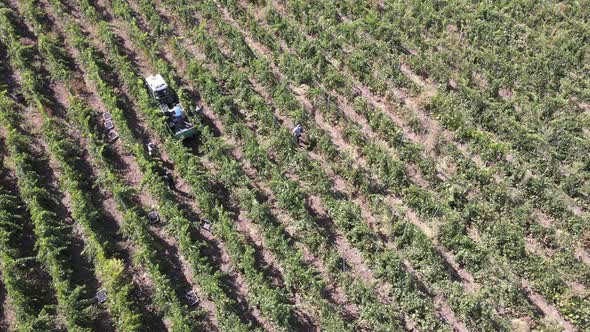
3;0;589;330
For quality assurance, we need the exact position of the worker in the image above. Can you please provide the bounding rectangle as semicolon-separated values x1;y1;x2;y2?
147;142;156;157
195;102;203;115
163;171;175;190
173;105;185;119
292;124;303;145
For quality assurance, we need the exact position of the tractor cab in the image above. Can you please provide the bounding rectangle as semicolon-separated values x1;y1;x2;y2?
146;74;178;106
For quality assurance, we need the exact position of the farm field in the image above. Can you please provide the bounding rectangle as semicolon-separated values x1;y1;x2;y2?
0;0;588;331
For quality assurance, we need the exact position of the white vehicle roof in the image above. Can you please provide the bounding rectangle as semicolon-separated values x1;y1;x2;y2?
145;74;168;92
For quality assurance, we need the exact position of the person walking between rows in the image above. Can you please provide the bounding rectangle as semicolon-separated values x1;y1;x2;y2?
292;124;303;145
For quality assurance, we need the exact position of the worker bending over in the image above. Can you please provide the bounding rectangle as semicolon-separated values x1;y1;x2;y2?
147;142;157;157
163;171;176;190
292;124;303;145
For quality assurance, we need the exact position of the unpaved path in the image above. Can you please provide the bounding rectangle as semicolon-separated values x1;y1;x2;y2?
0;273;14;332
521;280;576;332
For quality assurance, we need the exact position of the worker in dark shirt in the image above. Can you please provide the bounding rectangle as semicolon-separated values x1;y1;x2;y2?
163;171;175;190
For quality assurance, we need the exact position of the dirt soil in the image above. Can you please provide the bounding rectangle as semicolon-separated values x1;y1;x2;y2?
0;272;15;332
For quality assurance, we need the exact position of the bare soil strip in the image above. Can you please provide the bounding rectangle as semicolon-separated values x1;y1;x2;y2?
0;273;13;332
521;280;576;332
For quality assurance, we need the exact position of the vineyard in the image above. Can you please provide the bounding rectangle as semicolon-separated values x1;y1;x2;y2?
0;0;588;331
